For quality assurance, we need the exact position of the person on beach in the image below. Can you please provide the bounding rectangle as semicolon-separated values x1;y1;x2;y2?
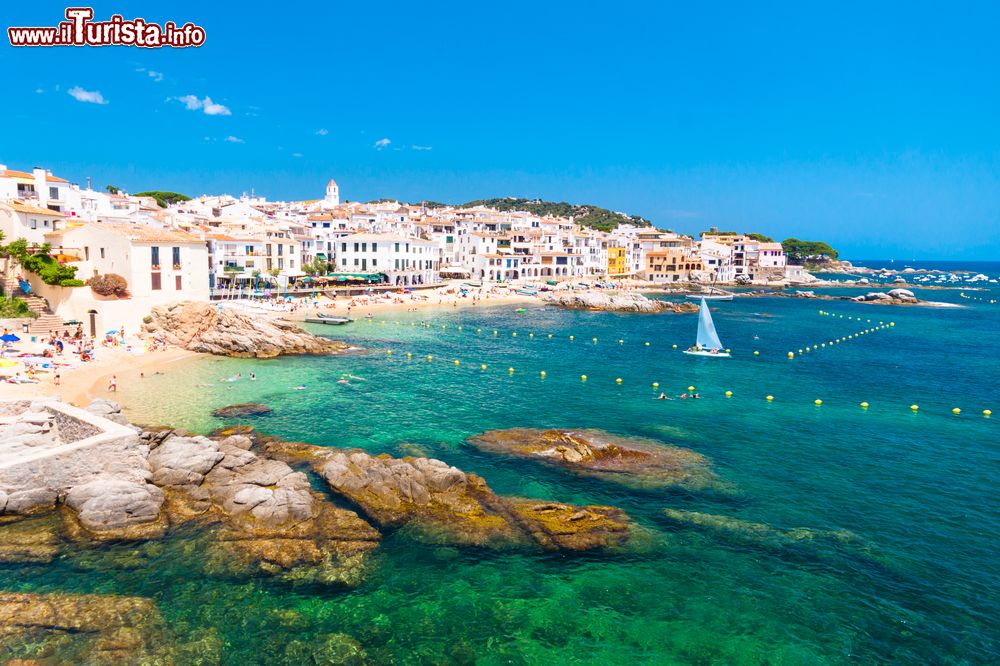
108;375;118;392
53;370;61;385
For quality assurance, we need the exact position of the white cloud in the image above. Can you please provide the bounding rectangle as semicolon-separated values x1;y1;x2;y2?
174;94;232;116
291;152;303;158
68;86;108;105
374;137;391;150
35;88;44;94
224;135;245;143
147;70;164;82
411;145;432;151
315;128;329;136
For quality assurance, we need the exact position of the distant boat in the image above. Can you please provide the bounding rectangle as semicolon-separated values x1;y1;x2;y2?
683;298;730;358
685;287;734;301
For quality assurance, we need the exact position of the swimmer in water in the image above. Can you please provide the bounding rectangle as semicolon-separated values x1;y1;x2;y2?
292;385;306;390
249;372;256;381
337;378;349;385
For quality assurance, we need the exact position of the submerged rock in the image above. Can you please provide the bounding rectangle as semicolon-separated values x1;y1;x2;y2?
211;403;273;419
0;515;60;564
0;591;198;664
264;441;635;552
542;290;697;313
660;509;863;552
142;300;350;358
467;428;719;491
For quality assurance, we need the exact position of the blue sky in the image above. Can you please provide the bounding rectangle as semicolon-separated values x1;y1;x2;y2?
2;1;999;259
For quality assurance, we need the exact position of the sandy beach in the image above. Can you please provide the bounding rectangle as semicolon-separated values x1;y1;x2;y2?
0;344;199;408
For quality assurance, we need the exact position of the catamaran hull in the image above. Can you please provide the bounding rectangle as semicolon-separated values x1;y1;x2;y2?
682;350;731;358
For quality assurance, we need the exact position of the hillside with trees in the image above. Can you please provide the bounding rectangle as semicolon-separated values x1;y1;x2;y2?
459;198;652;232
133;191;192;208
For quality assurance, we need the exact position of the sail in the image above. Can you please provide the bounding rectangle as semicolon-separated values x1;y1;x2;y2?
695;298;724;350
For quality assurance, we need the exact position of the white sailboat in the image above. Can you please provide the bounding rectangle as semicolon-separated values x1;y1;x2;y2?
683;298;730;358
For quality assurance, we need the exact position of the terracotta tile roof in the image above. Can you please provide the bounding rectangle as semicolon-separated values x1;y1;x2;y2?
70;221;205;244
2;200;64;216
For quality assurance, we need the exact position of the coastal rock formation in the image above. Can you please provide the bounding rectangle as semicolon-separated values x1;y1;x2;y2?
467;428;720;491
148;433;381;585
264;441;634;551
542;290;697;313
852;289;918;304
211;403;273;419
660;509;863;552
142;301;349;358
1;399;380;586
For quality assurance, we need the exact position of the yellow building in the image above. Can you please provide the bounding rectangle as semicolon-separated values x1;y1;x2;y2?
607;246;628;277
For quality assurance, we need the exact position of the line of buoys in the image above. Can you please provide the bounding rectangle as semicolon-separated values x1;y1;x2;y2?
959;292;998;303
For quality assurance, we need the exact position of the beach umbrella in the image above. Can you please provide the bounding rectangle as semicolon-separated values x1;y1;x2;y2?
0;359;18;367
105;330;119;335
0;334;20;342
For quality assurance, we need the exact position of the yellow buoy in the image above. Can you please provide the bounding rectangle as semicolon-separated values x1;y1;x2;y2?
688;386;695;392
476;328;481;334
619;339;624;345
814;399;823;406
672;344;678;349
481;364;487;370
725;390;733;397
652;382;659;388
427;355;433;361
508;367;515;373
458;325;462;330
406;352;412;358
592;338;598;343
645;342;650;346
984;409;992;417
910;404;919;411
540;371;546;378
787;352;794;359
860;402;869;409
512;332;517;337
766;395;774;402
616;378;623;384
386;350;392;356
569;335;575;341
890;322;895;327
726;348;731;353
753;350;759;356
548;334;553;339
820;343;826;348
529;332;534;338
454;360;460;366
952;407;961;415
581;375;587;381
493;330;498;336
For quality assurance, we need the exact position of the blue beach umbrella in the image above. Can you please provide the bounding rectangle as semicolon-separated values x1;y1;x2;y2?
0;334;20;342
106;330;119;335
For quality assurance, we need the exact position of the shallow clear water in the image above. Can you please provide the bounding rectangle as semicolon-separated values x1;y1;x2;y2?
5;285;999;664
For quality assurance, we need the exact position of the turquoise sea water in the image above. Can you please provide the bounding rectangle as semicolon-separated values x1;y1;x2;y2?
5;284;999;664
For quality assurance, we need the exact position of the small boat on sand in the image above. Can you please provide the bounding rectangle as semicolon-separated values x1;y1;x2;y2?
305;314;353;325
685;287;734;301
683;298;730;358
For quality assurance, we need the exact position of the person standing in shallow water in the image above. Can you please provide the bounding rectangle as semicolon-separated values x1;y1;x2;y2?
108;375;117;392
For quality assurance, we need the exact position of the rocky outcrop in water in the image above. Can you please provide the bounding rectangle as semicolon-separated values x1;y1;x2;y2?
852;288;918;304
467;428;720;491
542;290;697;313
264;441;634;551
142;301;349;358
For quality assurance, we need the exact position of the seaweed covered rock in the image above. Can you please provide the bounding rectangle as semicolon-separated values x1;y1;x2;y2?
0;592;208;664
660;509;864;553
211;403;273;419
142;301;350;358
264;441;634;552
467;428;719;491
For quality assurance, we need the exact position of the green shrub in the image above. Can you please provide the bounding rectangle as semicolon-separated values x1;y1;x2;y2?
0;295;37;318
59;278;86;287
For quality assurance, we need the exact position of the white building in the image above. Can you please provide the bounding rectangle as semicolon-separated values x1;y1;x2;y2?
322;179;340;208
0;200;67;245
335;233;438;286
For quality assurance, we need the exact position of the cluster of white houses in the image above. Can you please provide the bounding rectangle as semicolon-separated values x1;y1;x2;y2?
1;163;790;332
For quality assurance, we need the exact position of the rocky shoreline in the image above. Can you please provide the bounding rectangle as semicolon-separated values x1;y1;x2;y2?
142;301;350;358
542;290;698;313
